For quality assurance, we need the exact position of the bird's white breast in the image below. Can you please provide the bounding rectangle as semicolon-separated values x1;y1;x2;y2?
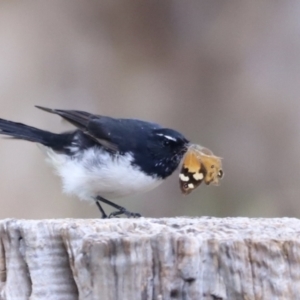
44;147;162;201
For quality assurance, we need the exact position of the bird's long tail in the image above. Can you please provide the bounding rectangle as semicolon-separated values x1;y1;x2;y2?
0;118;57;146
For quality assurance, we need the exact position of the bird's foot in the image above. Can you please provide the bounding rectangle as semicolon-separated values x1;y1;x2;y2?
109;208;142;218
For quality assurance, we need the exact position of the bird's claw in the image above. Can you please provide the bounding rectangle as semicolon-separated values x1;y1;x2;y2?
109;208;142;218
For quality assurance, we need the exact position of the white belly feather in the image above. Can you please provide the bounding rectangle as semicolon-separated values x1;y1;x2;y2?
44;147;162;201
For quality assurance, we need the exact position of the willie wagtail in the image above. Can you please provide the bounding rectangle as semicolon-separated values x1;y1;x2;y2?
0;106;191;218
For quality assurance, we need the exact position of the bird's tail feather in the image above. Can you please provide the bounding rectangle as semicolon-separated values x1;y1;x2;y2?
0;118;55;146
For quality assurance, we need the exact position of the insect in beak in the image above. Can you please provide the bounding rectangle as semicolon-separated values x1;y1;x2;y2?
179;144;224;195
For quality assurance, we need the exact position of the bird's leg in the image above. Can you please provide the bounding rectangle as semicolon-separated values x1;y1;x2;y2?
95;196;142;218
95;201;108;218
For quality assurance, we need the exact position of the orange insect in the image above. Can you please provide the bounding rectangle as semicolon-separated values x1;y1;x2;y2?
179;144;223;194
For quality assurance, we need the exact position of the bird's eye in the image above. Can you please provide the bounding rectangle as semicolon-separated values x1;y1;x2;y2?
163;139;171;146
155;132;179;147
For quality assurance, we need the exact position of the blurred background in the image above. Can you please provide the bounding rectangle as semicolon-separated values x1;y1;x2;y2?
0;1;299;219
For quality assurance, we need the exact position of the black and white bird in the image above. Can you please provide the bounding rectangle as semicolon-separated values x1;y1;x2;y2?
0;106;190;218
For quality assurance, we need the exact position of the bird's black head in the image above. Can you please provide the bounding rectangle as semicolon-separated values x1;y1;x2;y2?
151;128;188;155
133;127;189;179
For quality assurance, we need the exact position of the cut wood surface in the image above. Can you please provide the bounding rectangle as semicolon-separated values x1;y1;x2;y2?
0;217;300;300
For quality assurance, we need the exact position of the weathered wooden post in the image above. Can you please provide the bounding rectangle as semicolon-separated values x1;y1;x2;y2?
0;217;299;300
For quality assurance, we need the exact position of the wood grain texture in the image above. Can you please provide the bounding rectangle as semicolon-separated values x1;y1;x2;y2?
0;217;299;300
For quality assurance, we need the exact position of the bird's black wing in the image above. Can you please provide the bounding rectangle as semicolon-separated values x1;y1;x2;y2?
35;106;91;130
35;106;119;151
36;106;161;153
